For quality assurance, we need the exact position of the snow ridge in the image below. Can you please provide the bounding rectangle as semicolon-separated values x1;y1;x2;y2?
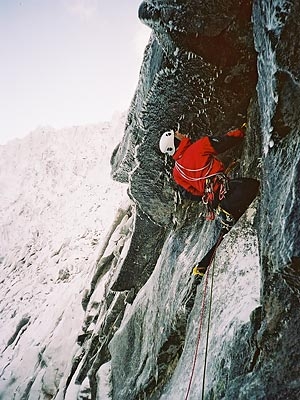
0;116;128;398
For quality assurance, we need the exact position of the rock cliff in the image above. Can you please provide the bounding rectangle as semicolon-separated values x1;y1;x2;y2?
71;0;300;399
1;0;300;399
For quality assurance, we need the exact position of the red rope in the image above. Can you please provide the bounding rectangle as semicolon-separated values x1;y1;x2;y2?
184;234;223;400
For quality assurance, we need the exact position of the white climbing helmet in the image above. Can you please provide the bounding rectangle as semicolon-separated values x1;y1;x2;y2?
159;130;175;155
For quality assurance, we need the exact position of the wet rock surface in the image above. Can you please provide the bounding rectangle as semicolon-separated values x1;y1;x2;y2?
68;0;300;398
111;0;257;226
2;0;300;399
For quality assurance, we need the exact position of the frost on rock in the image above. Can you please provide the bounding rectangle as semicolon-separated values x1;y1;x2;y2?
160;208;261;400
108;205;261;400
2;0;300;399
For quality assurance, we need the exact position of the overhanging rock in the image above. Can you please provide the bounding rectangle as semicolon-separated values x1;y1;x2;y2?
111;0;258;226
110;205;166;293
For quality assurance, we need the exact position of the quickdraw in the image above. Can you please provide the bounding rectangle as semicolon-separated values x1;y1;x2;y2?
202;178;215;220
202;174;229;220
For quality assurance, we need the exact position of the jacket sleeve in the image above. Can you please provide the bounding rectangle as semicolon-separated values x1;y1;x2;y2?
209;128;245;154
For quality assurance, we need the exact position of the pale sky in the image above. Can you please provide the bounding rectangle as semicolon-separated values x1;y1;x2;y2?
0;0;151;145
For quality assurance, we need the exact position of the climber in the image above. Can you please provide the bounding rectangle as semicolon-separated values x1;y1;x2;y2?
159;124;259;276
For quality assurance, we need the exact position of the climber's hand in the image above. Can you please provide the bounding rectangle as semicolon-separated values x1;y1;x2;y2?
174;131;186;141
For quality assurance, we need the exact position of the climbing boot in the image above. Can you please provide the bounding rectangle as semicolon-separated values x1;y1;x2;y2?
192;264;207;277
191;264;207;286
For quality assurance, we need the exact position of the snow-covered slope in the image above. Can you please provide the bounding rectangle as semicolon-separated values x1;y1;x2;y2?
2;1;300;398
0;116;128;399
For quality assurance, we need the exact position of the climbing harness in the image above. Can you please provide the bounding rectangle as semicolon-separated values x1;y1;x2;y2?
202;174;229;221
203;159;238;222
175;155;229;221
202;157;239;221
175;142;240;221
184;234;224;400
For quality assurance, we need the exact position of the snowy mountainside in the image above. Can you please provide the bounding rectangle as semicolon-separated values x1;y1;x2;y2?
1;0;300;398
0;117;128;398
1;118;127;255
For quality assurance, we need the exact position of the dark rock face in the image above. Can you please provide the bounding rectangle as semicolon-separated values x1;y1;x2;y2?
62;0;300;399
110;206;166;293
111;0;257;227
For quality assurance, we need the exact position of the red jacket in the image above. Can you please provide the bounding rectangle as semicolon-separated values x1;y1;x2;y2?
172;129;244;197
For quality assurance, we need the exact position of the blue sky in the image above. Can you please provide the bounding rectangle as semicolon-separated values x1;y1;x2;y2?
0;0;150;144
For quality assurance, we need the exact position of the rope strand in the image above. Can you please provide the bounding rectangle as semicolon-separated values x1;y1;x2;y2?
184;234;223;400
184;266;210;400
201;250;217;399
